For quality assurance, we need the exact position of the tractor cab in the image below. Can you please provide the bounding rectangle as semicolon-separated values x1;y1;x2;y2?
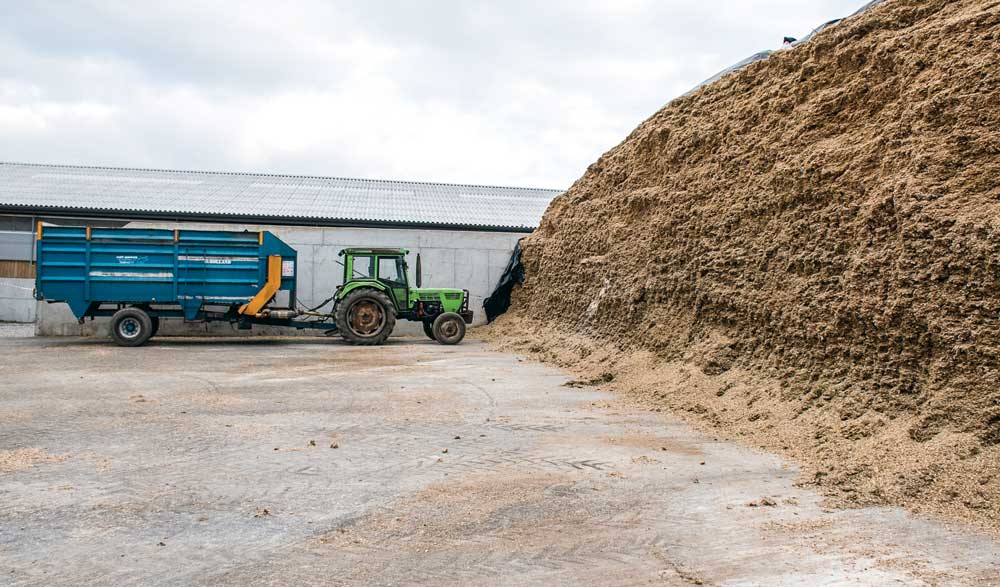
335;248;473;345
340;248;411;308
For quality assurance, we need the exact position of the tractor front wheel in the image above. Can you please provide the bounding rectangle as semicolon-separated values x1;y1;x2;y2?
421;320;435;340
335;289;396;345
432;312;466;345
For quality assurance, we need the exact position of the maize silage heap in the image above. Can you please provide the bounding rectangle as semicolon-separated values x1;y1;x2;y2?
490;0;1000;530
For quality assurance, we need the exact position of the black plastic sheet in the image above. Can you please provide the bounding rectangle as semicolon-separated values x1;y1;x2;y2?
483;240;524;323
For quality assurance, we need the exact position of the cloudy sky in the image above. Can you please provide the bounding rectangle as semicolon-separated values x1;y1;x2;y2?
0;1;865;189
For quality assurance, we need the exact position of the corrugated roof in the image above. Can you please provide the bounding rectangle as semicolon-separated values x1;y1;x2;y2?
0;162;562;232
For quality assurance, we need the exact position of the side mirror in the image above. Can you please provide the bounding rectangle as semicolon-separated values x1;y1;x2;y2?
415;253;422;288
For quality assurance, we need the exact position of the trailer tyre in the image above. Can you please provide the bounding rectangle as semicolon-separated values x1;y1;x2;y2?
432;312;466;345
110;307;154;347
335;288;396;345
422;320;435;340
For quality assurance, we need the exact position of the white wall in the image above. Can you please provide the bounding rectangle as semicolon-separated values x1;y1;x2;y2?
34;221;524;337
0;279;35;323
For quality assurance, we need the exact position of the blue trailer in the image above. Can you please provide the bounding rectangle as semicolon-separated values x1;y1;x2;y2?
35;225;333;345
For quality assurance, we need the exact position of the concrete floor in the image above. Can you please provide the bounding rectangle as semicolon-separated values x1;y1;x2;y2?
1;336;998;586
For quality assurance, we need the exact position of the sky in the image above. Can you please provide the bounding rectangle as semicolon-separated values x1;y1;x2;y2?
0;0;866;189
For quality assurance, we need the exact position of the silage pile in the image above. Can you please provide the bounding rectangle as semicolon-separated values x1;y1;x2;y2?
489;0;1000;530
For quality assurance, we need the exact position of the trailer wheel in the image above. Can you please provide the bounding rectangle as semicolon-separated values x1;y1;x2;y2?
335;289;396;345
432;312;466;345
110;307;154;347
422;320;435;340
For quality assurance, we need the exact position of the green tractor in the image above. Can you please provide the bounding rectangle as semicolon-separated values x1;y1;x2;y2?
332;248;473;345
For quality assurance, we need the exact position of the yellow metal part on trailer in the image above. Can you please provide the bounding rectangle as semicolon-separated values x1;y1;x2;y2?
239;255;282;316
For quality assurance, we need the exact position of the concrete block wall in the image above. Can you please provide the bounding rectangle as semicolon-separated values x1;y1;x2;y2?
34;221;524;338
0;279;36;323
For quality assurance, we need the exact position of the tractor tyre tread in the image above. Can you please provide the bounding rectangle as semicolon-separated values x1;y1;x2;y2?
335;288;396;345
432;312;466;345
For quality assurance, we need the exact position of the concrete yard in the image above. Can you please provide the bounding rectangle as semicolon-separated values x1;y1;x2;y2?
1;336;998;586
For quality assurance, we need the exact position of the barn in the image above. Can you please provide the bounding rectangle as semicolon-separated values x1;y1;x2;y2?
0;162;560;336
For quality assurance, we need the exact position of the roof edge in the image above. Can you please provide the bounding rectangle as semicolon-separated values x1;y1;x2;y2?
0;161;564;194
0;204;537;234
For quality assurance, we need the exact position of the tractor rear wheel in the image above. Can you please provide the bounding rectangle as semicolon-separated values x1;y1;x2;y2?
110;307;154;347
335;289;396;345
421;320;435;340
432;312;466;345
